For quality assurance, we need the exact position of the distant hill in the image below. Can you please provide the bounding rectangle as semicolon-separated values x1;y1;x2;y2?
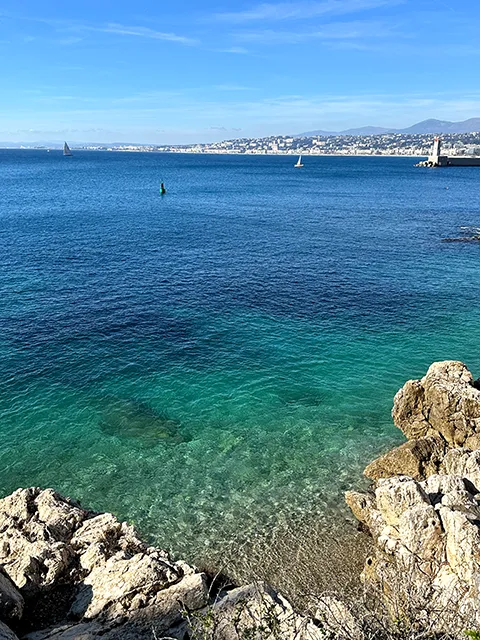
400;118;480;134
296;118;480;137
340;126;392;136
295;129;337;136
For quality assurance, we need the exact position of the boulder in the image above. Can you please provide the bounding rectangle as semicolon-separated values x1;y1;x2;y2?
364;437;445;481
25;573;209;640
344;491;383;537
34;490;87;540
70;550;183;619
392;361;480;447
375;476;430;527
440;448;480;492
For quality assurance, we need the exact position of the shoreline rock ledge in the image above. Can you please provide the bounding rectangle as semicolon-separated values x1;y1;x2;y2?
346;360;480;636
0;487;326;640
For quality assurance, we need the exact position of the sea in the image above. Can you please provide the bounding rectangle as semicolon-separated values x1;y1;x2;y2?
1;149;480;566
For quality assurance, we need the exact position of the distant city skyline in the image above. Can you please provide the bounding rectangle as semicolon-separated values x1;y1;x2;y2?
1;0;480;144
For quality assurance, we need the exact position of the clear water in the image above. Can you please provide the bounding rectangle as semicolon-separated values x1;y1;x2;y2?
1;149;480;560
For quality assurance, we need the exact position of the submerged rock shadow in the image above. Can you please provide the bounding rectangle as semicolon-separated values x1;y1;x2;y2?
97;396;189;447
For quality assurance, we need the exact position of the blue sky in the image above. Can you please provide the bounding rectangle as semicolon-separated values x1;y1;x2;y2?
1;0;480;143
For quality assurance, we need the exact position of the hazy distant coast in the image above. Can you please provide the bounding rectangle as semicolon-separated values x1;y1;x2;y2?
8;129;480;159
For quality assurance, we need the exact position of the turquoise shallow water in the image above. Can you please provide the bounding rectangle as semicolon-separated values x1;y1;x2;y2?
1;149;480;560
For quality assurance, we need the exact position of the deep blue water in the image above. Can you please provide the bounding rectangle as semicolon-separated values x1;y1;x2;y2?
1;149;480;559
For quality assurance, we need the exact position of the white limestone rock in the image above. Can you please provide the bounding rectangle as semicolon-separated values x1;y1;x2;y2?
392;361;480;447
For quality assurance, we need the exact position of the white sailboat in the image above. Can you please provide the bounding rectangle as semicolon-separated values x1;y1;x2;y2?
63;142;73;157
294;154;303;168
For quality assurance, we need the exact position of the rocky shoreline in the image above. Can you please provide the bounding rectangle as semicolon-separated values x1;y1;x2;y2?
2;361;480;638
347;360;480;637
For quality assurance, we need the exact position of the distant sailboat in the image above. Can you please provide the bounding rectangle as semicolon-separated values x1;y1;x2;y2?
294;155;303;168
63;142;73;157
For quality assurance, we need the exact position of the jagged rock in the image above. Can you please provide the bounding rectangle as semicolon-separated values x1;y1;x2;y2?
0;488;321;640
0;621;19;640
70;550;183;619
34;490;87;540
0;487;209;636
191;582;325;640
71;514;148;573
441;448;480;492
344;491;383;537
365;361;480;486
0;489;89;592
345;363;480;636
0;570;23;623
347;472;480;634
375;476;430;526
392;361;480;447
25;573;209;640
364;437;445;481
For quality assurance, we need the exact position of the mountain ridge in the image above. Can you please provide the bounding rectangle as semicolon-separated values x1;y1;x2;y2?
297;118;480;137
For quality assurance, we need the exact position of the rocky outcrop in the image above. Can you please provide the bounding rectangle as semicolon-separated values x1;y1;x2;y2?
363;436;445;481
347;361;480;637
362;361;480;484
0;488;325;640
392;360;480;448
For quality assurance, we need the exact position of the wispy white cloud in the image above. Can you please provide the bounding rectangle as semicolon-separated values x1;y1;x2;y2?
0;12;196;47
217;46;250;54
3;91;480;144
6;91;480;127
214;0;403;23
235;19;396;44
209;126;243;131
56;36;84;45
90;23;197;45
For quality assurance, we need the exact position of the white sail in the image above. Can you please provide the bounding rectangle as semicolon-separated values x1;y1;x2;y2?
294;155;303;167
63;142;73;156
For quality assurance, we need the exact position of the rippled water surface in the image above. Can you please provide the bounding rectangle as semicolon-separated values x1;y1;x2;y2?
1;149;480;559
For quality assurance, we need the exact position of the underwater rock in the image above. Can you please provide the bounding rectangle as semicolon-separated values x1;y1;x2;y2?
97;397;185;445
442;226;480;242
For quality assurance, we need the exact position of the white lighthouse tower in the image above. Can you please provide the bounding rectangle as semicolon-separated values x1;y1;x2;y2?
426;136;447;167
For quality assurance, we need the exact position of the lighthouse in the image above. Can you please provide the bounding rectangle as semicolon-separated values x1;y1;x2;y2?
416;135;480;167
425;136;448;167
